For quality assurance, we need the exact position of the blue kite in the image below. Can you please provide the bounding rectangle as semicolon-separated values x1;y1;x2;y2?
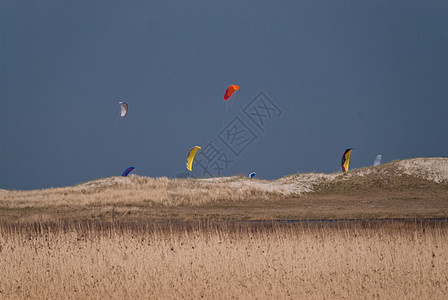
122;167;135;177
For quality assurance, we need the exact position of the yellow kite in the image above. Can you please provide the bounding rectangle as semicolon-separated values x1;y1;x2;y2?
341;148;353;172
185;146;201;171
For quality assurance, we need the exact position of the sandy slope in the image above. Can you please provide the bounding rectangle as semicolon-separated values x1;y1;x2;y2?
199;157;448;195
75;157;448;195
74;176;130;189
397;157;448;183
199;173;338;195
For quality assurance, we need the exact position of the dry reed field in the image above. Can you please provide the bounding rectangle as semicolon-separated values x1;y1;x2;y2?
1;221;447;299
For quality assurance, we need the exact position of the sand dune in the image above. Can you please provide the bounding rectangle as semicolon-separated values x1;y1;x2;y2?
1;157;447;222
4;157;448;196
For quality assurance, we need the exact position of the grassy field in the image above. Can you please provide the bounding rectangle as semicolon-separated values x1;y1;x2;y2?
2;160;448;298
1;221;447;299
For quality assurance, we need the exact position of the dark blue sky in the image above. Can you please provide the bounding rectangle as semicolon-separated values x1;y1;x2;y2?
1;1;447;190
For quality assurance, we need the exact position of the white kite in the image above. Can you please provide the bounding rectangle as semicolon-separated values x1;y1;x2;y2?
119;101;128;118
373;154;382;166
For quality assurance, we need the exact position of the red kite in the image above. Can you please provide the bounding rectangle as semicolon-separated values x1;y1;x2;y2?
223;85;239;101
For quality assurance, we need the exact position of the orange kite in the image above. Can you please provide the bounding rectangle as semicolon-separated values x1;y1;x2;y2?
223;85;239;101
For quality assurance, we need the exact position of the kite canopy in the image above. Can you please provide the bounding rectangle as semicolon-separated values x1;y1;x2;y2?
373;154;382;166
122;167;135;177
223;85;239;101
341;148;353;172
185;146;201;171
119;102;128;117
248;172;256;178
